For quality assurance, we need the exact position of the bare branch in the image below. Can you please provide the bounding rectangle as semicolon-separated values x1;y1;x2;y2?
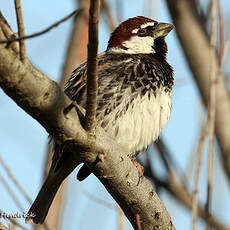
14;0;26;62
0;40;175;229
0;172;24;211
217;0;224;65
146;168;230;230
84;0;100;131
147;138;229;230
0;211;30;230
222;32;230;63
0;154;32;204
115;0;123;23
101;0;116;31
0;222;8;230
81;187;116;210
36;3;89;230
205;1;217;228
166;0;230;183
148;0;153;18
0;11;19;54
60;2;89;87
192;120;207;230
0;9;82;44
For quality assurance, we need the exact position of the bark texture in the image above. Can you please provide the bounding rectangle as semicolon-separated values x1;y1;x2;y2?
0;41;175;229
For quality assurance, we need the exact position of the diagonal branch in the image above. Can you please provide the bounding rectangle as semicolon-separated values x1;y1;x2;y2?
166;0;230;183
0;9;82;44
0;154;32;204
0;37;175;230
145;164;230;230
205;0;217;228
0;11;19;54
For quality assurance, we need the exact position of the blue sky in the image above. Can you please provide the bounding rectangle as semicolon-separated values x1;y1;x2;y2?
1;0;230;229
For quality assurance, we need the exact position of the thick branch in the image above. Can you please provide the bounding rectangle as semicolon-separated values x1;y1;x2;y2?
0;43;175;229
166;0;230;182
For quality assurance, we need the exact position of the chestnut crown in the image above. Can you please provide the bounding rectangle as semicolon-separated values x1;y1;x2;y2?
107;16;174;56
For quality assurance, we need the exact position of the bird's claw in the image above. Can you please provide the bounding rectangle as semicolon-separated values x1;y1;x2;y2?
129;157;144;185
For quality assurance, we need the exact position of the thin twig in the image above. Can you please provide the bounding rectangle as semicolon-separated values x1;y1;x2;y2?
222;32;230;64
81;187;116;210
0;9;82;44
192;120;208;230
115;0;123;23
154;139;187;186
14;0;26;62
0;11;19;53
148;0;153;18
217;0;223;66
8;220;29;230
0;211;30;230
0;173;24;211
101;0;116;31
84;0;100;131
205;0;217;229
0;155;32;204
0;222;8;230
145;164;230;230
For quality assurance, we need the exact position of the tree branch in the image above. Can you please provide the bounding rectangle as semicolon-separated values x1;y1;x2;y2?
0;222;9;230
145;168;230;230
37;2;89;230
0;40;175;230
0;154;32;204
0;9;82;44
84;0;100;131
0;11;19;54
192;120;207;230
14;0;26;62
205;1;217;228
60;1;89;87
166;0;230;183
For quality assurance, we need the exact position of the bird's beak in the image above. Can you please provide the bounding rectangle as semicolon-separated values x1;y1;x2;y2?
153;23;174;38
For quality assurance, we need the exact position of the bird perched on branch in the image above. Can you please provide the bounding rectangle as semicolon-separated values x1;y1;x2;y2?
27;16;174;224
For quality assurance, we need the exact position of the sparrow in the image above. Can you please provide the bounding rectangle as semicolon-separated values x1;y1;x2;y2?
27;16;174;224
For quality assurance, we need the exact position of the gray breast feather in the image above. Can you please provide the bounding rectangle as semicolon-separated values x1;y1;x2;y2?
64;53;173;153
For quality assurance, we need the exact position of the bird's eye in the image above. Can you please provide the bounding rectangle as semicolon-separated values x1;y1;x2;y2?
138;28;147;36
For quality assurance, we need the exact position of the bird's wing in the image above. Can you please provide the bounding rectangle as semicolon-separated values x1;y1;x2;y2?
64;52;136;110
64;53;173;126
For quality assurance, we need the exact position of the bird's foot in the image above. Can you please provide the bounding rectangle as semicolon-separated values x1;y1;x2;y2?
129;157;144;185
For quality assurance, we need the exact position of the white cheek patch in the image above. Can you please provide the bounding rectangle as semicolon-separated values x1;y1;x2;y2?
132;28;138;34
121;35;155;54
141;22;156;29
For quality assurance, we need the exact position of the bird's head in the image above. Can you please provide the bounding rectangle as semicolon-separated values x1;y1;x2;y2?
107;16;174;57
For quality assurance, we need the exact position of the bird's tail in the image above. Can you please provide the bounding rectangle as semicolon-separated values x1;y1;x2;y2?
26;172;63;224
27;139;80;224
